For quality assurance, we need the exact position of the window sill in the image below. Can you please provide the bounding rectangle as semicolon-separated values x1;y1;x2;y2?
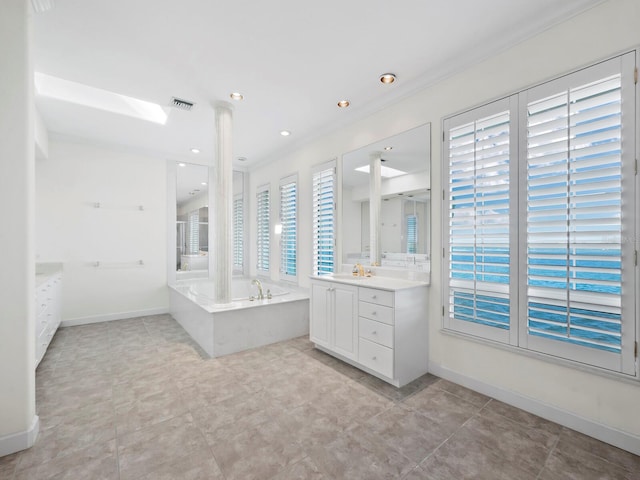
439;327;639;386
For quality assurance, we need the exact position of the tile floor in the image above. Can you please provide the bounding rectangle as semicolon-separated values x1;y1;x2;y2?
1;314;639;479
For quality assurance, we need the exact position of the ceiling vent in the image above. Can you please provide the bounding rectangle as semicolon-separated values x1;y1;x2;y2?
170;97;195;111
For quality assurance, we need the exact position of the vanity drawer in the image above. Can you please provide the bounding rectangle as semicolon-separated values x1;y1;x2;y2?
358;301;393;325
359;317;393;348
359;338;393;378
359;287;393;307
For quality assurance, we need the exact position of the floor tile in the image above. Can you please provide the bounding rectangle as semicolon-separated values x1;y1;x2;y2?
366;404;459;463
12;317;638;480
209;419;306;480
556;427;640;475
14;440;117;480
117;413;208;480
540;441;635;480
403;384;482;426
115;387;189;435
141;446;224;480
269;456;327;480
418;432;539;480
307;425;416;480
431;378;491;407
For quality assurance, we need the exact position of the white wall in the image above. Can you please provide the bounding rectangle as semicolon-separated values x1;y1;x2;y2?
36;139;169;324
249;0;640;452
0;0;37;456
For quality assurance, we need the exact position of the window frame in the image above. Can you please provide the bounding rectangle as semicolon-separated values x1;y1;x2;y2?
312;160;337;276
256;183;270;275
279;174;298;282
443;95;520;346
442;50;638;377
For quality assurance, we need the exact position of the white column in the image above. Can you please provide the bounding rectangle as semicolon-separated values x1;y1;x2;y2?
0;0;38;455
369;152;382;266
211;102;234;305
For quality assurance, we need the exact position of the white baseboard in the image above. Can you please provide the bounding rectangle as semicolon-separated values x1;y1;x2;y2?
60;307;169;327
429;363;640;456
0;415;39;457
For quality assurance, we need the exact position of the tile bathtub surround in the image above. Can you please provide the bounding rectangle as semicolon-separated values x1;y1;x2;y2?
1;315;639;479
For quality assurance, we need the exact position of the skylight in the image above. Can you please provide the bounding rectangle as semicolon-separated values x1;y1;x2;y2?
34;72;169;125
355;164;407;178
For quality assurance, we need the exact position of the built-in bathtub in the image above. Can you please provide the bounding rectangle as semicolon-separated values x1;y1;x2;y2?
169;278;309;357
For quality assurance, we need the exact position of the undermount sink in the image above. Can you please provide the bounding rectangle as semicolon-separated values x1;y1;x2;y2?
331;273;371;281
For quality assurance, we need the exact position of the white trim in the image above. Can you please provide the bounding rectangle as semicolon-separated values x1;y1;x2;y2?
60;307;169;327
0;415;39;457
429;362;640;456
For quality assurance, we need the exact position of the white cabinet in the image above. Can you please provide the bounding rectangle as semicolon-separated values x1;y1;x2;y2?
310;279;358;361
35;268;62;368
310;276;428;387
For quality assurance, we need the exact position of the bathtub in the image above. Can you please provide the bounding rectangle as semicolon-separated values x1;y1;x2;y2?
169;278;309;357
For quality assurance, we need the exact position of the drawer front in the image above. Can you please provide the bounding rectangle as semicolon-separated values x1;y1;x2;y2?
359;317;393;348
358;338;393;378
358;301;393;325
359;287;393;307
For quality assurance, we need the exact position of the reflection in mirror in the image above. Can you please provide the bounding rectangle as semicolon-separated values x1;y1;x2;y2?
176;163;209;279
233;170;244;276
342;123;431;271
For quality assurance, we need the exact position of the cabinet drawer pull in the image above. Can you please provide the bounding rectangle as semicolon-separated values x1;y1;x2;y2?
372;295;377;299
372;331;377;335
372;356;377;360
371;311;377;315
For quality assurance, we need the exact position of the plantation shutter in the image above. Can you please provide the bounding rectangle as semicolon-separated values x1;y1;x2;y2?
444;96;518;343
233;195;243;271
312;163;336;275
256;186;270;273
187;210;199;255
521;54;636;374
406;214;417;254
280;177;297;278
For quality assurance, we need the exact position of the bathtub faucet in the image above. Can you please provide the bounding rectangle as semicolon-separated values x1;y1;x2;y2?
251;278;264;300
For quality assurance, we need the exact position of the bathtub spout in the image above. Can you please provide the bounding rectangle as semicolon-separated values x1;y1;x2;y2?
251;278;264;300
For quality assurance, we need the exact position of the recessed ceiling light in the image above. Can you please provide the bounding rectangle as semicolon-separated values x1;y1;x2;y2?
379;73;396;84
230;92;244;101
384;146;393;151
201;182;207;186
190;148;200;154
337;100;350;108
280;130;291;136
178;163;186;167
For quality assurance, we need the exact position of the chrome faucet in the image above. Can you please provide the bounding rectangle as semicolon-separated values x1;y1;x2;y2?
251;278;264;300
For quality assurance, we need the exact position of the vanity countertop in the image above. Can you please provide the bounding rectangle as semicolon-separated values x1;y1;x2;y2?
36;262;63;286
310;273;428;291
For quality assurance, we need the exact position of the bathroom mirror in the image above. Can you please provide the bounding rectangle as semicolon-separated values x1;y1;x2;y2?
176;163;209;279
342;123;431;270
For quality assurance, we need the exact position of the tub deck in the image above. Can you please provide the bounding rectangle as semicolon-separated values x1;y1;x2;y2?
169;282;309;357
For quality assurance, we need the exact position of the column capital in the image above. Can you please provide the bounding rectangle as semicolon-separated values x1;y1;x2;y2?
212;100;234;112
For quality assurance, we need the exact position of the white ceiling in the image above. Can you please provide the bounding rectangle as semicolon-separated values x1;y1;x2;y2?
33;0;603;166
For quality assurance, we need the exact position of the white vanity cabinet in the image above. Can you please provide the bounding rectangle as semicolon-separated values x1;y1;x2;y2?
310;279;358;361
310;275;428;387
35;265;63;368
